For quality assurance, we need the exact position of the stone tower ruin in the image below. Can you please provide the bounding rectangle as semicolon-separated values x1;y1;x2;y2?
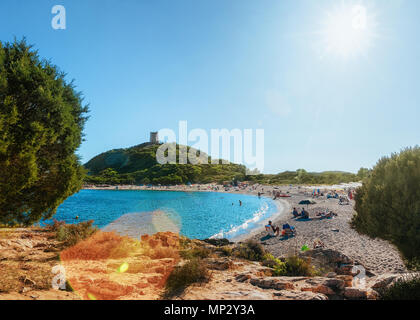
150;132;159;144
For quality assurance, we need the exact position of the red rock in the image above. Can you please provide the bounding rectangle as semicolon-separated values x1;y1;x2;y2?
344;287;367;300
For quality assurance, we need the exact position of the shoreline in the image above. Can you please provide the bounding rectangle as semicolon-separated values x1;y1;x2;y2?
230;198;291;243
82;185;285;242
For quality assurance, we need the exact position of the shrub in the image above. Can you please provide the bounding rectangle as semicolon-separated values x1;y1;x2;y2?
218;246;233;257
283;256;318;276
262;253;288;275
52;220;98;247
352;147;420;264
234;240;266;261
180;247;211;260
378;274;420;300
262;253;317;277
163;258;210;298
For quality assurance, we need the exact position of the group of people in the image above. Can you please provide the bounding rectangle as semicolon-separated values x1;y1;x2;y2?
316;210;337;219
266;220;296;238
292;207;309;219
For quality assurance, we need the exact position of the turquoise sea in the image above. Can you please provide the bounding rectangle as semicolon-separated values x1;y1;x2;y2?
45;190;278;240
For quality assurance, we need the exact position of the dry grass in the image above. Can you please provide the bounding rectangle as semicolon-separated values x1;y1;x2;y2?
0;261;55;293
60;231;142;261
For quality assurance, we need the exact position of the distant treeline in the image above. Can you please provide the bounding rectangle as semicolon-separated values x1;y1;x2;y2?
246;168;369;185
83;143;369;186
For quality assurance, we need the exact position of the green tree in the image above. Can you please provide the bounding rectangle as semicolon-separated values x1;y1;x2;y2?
0;39;88;225
357;167;370;180
352;147;420;263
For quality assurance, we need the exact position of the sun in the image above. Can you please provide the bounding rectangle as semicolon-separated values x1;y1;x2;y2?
319;2;377;59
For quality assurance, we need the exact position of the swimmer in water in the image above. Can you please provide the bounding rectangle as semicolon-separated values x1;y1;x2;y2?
239;200;242;206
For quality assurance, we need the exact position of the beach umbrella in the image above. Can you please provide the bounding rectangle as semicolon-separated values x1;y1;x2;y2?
299;199;316;209
299;200;316;205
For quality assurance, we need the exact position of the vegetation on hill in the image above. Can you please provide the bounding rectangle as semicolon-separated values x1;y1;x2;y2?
84;143;365;186
352;146;420;267
0;39;88;226
84;143;247;185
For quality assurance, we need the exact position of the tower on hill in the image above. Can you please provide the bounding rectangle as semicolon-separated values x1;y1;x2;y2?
150;132;159;144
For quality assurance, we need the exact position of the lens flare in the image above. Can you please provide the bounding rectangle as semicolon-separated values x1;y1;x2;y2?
317;2;378;59
117;262;129;273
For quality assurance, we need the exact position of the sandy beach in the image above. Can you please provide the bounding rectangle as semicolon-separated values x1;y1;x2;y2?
83;183;407;275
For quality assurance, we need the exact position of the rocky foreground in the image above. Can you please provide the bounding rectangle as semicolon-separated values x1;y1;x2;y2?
0;228;413;300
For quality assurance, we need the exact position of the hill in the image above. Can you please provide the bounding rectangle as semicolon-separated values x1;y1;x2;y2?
83;142;364;186
83;142;247;185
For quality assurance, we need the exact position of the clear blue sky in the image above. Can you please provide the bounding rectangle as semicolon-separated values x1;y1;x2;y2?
1;0;419;173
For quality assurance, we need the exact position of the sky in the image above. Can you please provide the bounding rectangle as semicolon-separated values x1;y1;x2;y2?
0;0;419;174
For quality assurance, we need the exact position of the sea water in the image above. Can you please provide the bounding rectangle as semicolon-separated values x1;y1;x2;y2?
44;190;278;240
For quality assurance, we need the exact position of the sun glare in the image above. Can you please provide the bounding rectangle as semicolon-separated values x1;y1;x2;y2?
319;2;377;59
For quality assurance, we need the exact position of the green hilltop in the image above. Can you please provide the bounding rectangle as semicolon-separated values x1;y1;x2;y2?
83;142;246;185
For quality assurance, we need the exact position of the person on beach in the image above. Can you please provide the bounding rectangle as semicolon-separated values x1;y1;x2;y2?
301;208;309;219
292;207;299;217
268;221;280;236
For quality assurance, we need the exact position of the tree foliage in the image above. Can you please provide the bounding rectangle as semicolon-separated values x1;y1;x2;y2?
0;39;88;225
352;146;420;263
247;169;361;185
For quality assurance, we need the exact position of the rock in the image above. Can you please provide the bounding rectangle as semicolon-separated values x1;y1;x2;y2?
34;242;48;248
246;292;274;300
302;285;335;295
207;258;232;270
324;278;345;291
235;274;251;283
369;274;399;290
367;289;380;300
337;275;353;287
274;290;328;300
20;287;32;293
300;249;354;273
250;278;295;290
343;287;367;300
20;276;36;287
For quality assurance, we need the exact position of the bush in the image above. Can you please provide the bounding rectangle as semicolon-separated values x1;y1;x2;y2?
180;246;211;260
218;246;233;257
234;240;266;261
262;253;317;277
378;274;420;300
352;147;420;264
163;258;210;298
52;220;98;247
283;256;318;276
